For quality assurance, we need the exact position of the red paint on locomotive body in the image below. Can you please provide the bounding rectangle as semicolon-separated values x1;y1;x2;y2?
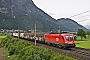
45;34;64;44
45;33;75;48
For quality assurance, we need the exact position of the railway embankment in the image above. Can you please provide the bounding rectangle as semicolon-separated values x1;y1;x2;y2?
24;39;90;60
0;35;76;60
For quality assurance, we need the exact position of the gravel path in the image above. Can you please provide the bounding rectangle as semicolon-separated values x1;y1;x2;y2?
0;47;6;60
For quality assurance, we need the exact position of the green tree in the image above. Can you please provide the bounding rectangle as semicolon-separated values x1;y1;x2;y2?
86;31;90;37
77;29;86;40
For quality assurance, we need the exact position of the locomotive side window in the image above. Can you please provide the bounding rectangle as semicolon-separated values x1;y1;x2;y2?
66;36;73;40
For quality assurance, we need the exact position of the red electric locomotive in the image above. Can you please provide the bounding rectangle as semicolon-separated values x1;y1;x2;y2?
45;33;75;48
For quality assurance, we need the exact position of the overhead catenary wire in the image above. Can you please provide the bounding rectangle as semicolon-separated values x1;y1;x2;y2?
72;14;90;19
69;10;90;18
68;10;90;24
77;18;90;22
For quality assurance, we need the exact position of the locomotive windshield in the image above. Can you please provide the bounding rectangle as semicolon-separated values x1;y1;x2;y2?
66;36;73;40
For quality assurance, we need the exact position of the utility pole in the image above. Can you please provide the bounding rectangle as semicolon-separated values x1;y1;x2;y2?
18;27;19;38
12;29;14;36
35;23;36;45
50;25;52;33
58;25;60;33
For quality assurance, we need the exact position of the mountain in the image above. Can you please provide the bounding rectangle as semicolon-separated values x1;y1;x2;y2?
56;18;88;32
0;0;88;32
0;0;58;32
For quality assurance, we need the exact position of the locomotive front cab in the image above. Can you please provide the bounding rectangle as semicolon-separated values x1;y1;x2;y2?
61;34;75;48
65;35;74;44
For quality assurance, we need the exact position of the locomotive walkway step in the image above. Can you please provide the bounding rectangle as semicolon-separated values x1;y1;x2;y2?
0;47;6;60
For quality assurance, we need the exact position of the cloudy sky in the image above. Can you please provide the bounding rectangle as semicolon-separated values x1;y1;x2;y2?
32;0;90;29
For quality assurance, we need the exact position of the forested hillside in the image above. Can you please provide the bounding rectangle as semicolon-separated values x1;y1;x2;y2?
0;0;88;32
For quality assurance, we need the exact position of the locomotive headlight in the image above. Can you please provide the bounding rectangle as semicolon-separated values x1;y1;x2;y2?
65;41;68;43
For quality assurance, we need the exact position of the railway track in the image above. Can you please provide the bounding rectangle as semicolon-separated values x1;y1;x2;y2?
71;47;90;57
68;47;90;60
21;38;90;60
